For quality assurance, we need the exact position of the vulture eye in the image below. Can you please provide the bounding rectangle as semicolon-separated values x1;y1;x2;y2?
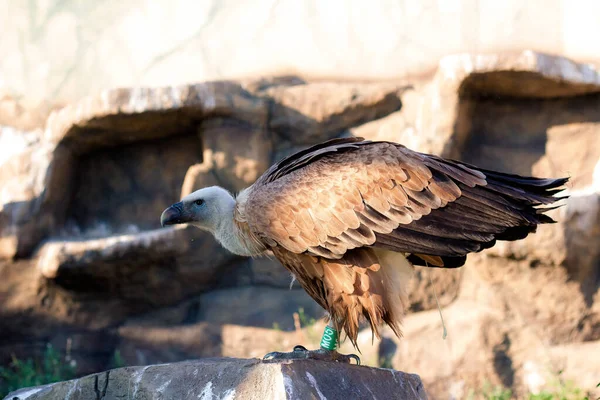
194;199;205;206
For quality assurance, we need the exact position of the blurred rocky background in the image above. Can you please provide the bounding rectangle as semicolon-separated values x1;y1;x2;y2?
1;1;600;399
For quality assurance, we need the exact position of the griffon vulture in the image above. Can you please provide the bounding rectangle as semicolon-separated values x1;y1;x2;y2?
161;137;567;363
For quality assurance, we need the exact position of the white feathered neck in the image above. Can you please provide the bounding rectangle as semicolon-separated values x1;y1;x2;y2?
211;187;265;257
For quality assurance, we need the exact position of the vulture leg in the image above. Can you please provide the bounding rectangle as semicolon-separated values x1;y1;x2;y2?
262;323;361;364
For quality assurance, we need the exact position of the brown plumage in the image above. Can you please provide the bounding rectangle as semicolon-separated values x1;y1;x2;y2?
161;137;568;348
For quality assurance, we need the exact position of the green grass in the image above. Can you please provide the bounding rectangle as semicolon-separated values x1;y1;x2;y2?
0;344;76;397
110;350;126;369
296;307;317;329
526;372;595;400
467;382;512;400
527;369;595;400
295;307;322;344
378;354;394;369
0;345;128;398
466;374;599;400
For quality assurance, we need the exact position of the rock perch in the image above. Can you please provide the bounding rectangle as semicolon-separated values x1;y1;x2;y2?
4;357;427;400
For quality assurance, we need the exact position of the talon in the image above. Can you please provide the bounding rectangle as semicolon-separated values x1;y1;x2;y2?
348;354;361;365
331;351;360;364
263;345;310;362
262;351;281;360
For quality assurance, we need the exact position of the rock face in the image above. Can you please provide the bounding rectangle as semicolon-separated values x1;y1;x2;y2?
4;358;427;400
1;50;600;399
5;1;600;107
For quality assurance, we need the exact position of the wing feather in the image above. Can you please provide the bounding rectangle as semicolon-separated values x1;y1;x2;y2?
241;138;567;268
384;184;409;206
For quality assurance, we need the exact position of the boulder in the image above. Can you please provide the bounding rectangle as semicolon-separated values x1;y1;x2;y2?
4;358;427;400
34;226;240;318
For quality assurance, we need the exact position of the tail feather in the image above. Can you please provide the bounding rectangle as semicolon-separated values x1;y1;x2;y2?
374;159;569;269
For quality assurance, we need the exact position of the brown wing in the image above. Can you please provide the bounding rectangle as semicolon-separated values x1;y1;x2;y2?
243;138;567;267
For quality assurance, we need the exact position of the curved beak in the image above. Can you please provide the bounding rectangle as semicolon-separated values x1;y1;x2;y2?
160;202;189;227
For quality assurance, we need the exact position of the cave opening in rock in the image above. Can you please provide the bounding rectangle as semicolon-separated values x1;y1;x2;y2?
64;132;203;238
457;91;600;184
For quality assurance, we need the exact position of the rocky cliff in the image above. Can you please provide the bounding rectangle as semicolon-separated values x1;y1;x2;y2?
1;51;599;399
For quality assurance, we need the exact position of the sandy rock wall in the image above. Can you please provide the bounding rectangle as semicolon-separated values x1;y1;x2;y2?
3;0;600;108
1;51;599;399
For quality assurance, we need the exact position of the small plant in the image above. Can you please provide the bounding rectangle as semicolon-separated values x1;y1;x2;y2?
528;369;592;400
294;307;321;344
464;381;512;400
296;307;317;328
0;344;76;397
528;392;553;400
111;350;126;369
378;355;394;369
482;382;513;400
465;372;597;400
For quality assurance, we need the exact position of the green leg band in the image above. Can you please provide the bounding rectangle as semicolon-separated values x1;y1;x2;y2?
319;325;338;351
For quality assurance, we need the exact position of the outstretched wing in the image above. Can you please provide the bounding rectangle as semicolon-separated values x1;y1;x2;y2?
241;138;567;267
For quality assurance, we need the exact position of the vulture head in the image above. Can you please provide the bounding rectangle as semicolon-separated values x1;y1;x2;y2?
160;186;235;232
